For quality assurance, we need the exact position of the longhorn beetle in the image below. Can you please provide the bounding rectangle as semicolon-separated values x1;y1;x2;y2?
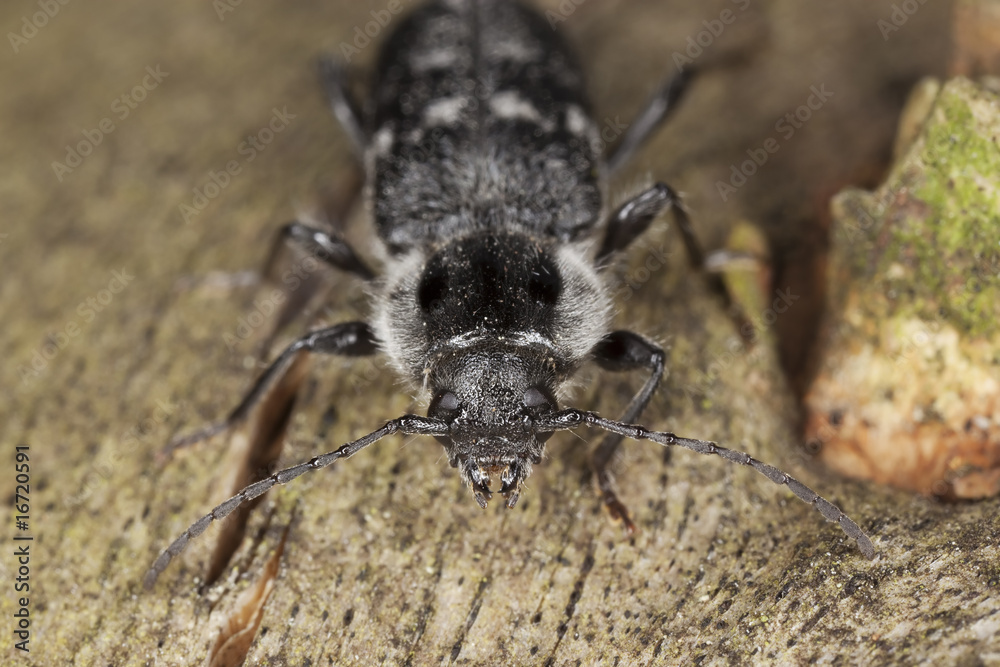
146;0;874;589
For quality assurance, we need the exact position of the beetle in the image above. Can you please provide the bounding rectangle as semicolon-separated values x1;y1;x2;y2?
146;0;873;589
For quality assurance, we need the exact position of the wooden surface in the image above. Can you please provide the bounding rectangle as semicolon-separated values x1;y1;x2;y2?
2;1;999;665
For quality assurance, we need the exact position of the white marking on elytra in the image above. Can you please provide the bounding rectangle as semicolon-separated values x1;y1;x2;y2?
423;96;468;127
490;91;542;123
489;91;556;132
482;8;544;65
410;48;459;73
566;104;602;155
373;127;394;156
486;38;542;64
404;128;426;145
565;105;591;137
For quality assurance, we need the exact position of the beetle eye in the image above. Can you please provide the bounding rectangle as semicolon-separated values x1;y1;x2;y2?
523;387;551;409
427;389;462;422
430;390;461;420
438;391;460;411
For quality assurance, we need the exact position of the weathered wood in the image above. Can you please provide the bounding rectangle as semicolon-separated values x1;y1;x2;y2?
3;1;998;665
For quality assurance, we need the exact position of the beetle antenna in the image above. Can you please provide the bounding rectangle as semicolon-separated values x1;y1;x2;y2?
144;415;448;589
538;409;876;559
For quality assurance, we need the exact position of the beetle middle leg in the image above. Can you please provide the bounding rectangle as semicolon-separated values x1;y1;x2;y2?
605;68;693;176
161;321;378;458
262;220;376;283
598;182;716;275
317;56;367;158
252;53;369;349
600;182;752;339
257;162;368;354
588;331;666;533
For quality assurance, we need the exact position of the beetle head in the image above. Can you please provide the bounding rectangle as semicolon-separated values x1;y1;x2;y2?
427;347;558;509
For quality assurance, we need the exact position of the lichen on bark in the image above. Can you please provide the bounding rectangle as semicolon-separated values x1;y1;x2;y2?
806;77;1000;498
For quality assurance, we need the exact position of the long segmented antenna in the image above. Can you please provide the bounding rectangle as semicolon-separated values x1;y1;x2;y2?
538;409;876;559
144;415;448;589
147;410;875;590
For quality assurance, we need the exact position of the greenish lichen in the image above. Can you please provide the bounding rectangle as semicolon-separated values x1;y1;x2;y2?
834;78;1000;339
814;77;1000;501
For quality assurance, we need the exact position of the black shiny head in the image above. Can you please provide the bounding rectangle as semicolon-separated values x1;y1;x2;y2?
428;346;559;509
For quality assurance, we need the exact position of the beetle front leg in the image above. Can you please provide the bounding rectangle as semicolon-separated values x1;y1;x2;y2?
160;321;378;460
589;330;666;534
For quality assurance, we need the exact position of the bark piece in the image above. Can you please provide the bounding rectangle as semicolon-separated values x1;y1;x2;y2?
805;78;1000;499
